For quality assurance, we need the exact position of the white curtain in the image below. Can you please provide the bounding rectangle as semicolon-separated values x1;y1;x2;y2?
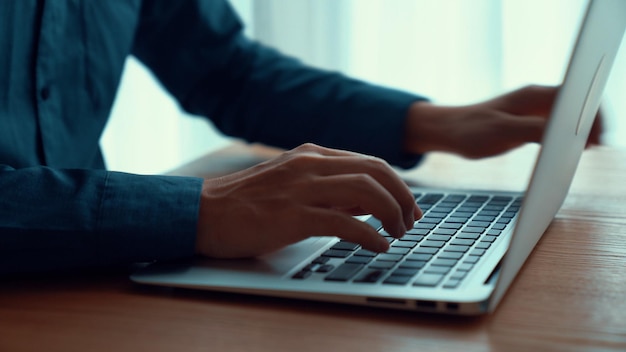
101;0;626;174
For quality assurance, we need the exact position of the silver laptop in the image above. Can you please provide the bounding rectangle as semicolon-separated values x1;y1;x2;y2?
131;0;626;315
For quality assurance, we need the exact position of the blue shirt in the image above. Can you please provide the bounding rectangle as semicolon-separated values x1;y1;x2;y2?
0;0;423;274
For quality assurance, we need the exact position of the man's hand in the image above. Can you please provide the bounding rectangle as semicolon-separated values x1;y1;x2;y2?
195;143;422;258
404;85;602;158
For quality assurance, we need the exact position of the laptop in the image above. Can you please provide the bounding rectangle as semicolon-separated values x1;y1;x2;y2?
131;0;626;315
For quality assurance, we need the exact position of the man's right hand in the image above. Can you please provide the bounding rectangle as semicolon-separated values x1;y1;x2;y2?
195;143;421;258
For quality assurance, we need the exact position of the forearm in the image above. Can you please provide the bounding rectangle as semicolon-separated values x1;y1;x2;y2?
0;165;202;275
132;0;427;169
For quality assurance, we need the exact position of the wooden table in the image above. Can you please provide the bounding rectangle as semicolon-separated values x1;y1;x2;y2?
2;144;626;352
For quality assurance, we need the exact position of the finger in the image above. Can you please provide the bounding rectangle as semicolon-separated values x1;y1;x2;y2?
315;156;419;230
489;85;558;117
301;174;409;237
501;114;547;144
303;207;390;252
290;143;365;158
287;143;420;228
587;111;603;146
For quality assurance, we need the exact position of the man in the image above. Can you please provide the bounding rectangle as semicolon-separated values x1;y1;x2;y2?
0;0;599;274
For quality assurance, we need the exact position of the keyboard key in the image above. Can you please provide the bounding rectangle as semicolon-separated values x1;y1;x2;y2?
424;265;451;274
369;260;396;270
312;256;330;264
406;228;429;236
484;205;506;211
432;229;456;236
430;206;455;214
419;216;443;224
486;229;503;236
292;270;312;279
431;258;458;267
419;204;433;211
413;223;436;230
475;242;491;249
468;221;490;228
413;247;439;254
418;193;444;204
387;247;411;255
478;210;500;216
450;271;468;280
450;239;475;246
354;269;387;283
354;249;377;257
383;275;413;285
316;264;334;273
325;263;364;281
481;235;498;243
322;249;352;258
412;273;444;287
469;248;486;257
456;263;474;271
445;245;471;252
443;279;461;289
406;253;433;261
402;234;425;242
439;200;461;207
501;211;517;219
467;195;489;202
447;217;469;223
392;268;420;277
398;260;427;269
492;223;507;230
346;256;373;264
439;222;462;230
393;240;418;248
438;251;464;260
377;253;404;262
429;234;452;242
461;227;485;234
331;241;360;251
456;206;480;213
473;216;496;222
463;256;480;264
456;232;481;240
420;240;446;248
444;194;467;202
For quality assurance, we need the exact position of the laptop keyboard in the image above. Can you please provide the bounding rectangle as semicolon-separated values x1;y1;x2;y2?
292;192;522;289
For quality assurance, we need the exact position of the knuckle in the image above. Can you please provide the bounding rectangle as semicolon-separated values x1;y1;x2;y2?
363;155;391;174
295;142;322;153
351;173;376;187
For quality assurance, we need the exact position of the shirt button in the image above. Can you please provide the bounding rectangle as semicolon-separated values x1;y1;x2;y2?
40;87;50;100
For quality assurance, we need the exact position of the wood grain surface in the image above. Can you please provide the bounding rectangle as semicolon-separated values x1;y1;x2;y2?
1;144;625;352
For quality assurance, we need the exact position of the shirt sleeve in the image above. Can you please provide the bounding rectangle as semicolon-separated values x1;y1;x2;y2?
131;0;427;169
0;164;202;275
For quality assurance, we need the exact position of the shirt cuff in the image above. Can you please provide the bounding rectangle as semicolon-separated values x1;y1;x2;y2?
96;171;203;265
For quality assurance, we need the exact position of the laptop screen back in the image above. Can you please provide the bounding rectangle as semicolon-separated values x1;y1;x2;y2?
488;0;626;311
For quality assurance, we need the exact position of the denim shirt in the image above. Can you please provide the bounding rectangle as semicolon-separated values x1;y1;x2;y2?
0;0;423;274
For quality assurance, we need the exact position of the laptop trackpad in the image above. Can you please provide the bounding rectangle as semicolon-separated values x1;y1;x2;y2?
135;237;333;280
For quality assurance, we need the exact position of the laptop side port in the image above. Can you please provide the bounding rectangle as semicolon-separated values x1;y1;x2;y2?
446;302;460;311
366;297;407;306
415;300;437;309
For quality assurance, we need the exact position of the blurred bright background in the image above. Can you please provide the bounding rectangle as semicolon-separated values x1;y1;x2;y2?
101;0;626;174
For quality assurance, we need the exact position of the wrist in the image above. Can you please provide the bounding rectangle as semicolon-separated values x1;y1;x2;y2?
404;101;455;154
